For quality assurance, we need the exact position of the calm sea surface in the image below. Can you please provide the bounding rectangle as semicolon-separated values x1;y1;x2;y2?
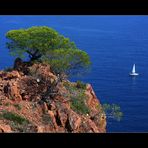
0;15;148;132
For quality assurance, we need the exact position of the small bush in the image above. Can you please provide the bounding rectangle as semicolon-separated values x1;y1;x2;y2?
2;111;29;125
96;104;101;110
0;101;2;106
63;81;89;115
76;80;86;89
13;104;22;110
70;97;90;115
63;81;71;89
70;90;90;115
5;102;10;106
8;95;14;100
10;121;34;132
102;103;123;121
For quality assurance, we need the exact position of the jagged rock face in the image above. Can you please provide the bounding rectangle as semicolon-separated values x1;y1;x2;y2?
0;121;12;133
0;63;106;133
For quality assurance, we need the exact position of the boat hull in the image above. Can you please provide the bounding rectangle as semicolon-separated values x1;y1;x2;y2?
129;73;139;76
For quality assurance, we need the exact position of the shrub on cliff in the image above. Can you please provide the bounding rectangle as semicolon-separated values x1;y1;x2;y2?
0;111;29;125
70;94;90;115
63;81;89;115
76;80;86;89
6;26;91;77
102;103;123;121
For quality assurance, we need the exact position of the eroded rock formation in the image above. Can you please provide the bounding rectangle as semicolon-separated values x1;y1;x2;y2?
0;62;106;133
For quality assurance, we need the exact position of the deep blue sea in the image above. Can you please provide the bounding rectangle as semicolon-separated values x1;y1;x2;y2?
0;15;148;132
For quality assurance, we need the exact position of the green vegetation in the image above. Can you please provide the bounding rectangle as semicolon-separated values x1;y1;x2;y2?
8;95;14;100
6;26;91;77
63;81;89;115
95;104;102;111
13;104;22;110
0;109;33;132
102;103;123;121
10;122;27;132
63;81;86;92
0;100;2;106
5;102;10;106
76;80;86;89
1;111;29;125
43;48;90;76
70;95;90;115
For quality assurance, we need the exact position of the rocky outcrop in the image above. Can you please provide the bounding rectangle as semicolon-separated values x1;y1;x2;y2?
0;122;12;133
0;62;106;133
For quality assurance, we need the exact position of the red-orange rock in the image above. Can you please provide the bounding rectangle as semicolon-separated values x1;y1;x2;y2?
57;108;68;127
41;102;48;113
47;110;58;129
68;110;81;131
29;63;57;82
0;62;106;133
9;82;22;101
0;124;12;133
36;125;44;132
85;84;101;113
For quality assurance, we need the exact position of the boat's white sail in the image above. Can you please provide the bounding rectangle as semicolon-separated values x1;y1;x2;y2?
132;64;136;73
129;64;139;76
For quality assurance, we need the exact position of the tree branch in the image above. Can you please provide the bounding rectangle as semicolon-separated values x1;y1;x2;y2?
25;49;42;61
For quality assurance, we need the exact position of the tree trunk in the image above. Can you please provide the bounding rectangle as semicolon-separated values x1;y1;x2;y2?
26;49;42;61
30;54;42;61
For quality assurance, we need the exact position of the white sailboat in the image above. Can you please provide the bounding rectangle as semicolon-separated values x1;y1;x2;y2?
129;64;139;76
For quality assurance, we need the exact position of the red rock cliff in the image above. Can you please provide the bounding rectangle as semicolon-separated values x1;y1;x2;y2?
0;62;106;133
